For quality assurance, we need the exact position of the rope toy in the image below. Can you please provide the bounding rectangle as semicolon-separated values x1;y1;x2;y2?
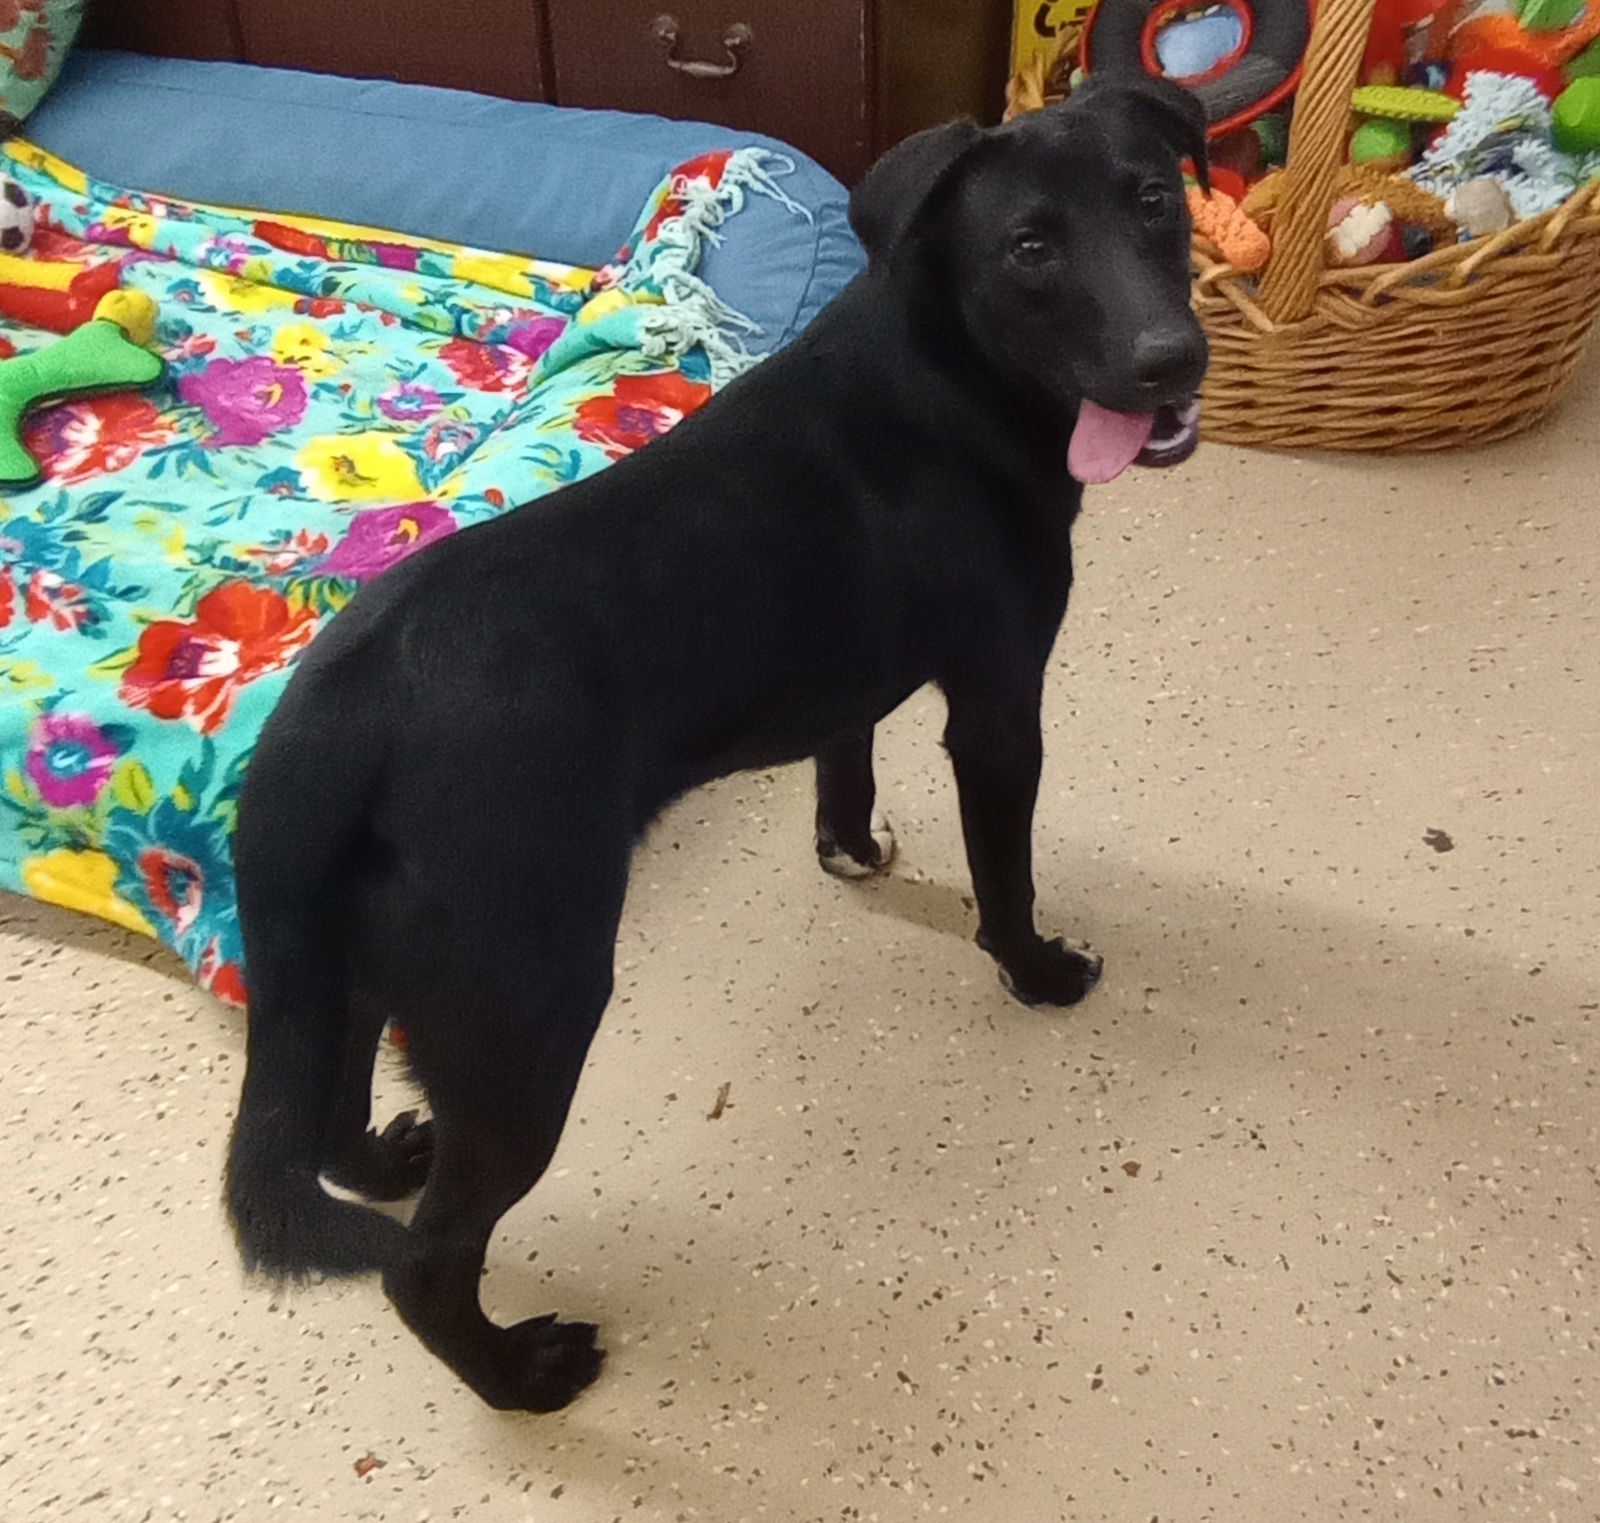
1186;184;1272;271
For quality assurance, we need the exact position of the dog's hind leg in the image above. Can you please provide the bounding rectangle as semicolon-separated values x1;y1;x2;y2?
319;991;433;1203
381;959;614;1410
815;726;896;878
378;835;627;1411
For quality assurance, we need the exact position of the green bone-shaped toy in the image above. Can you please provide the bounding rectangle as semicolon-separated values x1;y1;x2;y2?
0;289;165;488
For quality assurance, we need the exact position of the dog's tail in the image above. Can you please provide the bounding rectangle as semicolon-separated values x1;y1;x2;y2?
225;696;417;1280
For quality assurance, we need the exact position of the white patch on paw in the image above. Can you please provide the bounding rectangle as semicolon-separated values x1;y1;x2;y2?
869;812;897;869
1063;936;1103;972
819;846;880;879
818;813;896;879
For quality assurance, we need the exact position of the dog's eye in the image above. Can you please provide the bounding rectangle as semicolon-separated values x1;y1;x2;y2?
1009;232;1049;264
1138;186;1170;223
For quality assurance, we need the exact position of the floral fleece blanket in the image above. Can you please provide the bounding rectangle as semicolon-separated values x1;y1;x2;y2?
0;141;801;1004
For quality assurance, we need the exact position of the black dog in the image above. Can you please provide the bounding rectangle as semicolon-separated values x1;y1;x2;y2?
226;76;1209;1411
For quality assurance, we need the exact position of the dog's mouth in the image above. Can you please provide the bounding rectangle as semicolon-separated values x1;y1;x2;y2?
1068;396;1202;485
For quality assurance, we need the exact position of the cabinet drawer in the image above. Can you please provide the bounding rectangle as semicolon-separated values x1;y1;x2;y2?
81;0;243;60
235;0;549;101
547;1;870;183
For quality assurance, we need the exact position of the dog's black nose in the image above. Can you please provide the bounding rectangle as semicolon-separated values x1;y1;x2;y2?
1132;329;1202;396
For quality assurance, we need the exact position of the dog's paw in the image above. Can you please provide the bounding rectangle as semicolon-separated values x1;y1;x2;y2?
983;934;1103;1008
817;811;896;879
323;1110;435;1201
487;1315;607;1413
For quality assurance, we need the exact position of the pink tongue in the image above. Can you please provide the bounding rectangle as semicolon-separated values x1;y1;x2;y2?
1069;401;1156;485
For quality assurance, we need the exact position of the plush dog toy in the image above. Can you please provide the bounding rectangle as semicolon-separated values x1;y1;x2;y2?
0;288;164;487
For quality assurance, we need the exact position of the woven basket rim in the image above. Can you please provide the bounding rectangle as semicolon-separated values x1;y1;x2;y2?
1193;178;1600;330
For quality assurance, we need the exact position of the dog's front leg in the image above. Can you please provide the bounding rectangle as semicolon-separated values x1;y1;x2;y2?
943;687;1102;1007
815;727;896;878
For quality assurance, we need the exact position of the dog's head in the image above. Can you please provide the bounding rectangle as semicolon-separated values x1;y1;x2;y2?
849;75;1209;482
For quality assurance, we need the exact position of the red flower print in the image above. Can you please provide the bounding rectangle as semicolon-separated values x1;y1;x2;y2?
643;151;732;241
253;221;330;259
22;394;176;486
643;198;684;246
0;570;13;629
197;937;248;1008
23;569;91;631
140;845;204;936
119;581;319;734
294;296;347;319
574;371;712;460
244;528;331;576
210;961;248;1008
165;333;218;364
675;150;730;188
439;337;532;394
420;417;479;466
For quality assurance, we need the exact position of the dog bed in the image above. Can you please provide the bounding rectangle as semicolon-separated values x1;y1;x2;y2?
0;54;862;1004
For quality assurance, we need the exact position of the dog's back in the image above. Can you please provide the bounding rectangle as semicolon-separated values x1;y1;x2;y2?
269;271;1074;816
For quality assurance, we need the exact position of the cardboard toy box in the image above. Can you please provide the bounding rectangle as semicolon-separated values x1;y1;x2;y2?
1010;0;1097;73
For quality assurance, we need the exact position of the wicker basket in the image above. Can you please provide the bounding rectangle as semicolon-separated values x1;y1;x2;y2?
1012;0;1600;450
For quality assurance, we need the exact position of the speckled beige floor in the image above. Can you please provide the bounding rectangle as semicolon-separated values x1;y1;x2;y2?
4;358;1597;1523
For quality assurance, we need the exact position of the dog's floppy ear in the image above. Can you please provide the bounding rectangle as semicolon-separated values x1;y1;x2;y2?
1075;74;1210;193
849;120;985;263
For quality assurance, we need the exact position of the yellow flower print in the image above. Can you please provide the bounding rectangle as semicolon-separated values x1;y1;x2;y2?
451;250;535;299
203;269;299;313
21;849;157;937
577;288;634;326
2;141;87;192
99;205;160;249
542;262;597;293
271;322;342;380
296;433;424;502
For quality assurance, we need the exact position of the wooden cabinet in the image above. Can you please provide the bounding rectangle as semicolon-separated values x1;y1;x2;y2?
81;0;243;60
233;0;550;103
547;2;870;182
82;0;1011;183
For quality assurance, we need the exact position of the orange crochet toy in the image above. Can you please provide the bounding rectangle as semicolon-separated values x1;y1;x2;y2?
1186;185;1271;272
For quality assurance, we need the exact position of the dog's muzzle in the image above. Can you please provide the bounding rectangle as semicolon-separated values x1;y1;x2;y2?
1068;395;1203;485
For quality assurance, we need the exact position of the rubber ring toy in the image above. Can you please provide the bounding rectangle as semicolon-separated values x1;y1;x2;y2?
1082;0;1315;137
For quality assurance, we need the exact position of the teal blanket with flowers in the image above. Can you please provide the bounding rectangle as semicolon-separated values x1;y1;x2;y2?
0;139;800;1004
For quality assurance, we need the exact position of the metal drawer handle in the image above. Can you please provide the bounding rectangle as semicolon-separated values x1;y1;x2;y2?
651;14;754;78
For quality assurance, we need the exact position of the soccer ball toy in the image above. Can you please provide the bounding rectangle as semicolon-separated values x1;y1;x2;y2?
0;175;35;255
